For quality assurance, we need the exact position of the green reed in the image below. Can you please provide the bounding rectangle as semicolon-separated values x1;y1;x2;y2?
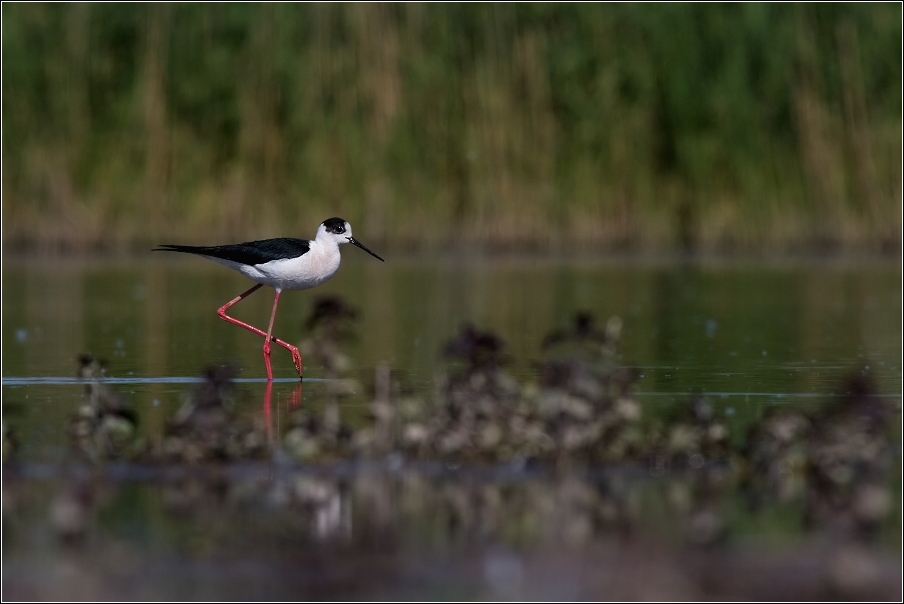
2;3;901;252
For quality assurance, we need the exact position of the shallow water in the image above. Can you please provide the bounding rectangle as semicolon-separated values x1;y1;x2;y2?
3;254;901;439
2;254;902;599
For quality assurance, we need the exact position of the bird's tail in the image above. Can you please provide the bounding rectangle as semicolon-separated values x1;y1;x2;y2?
153;244;208;255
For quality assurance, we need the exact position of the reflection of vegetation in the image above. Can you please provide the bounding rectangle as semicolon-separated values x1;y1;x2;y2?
2;4;900;251
70;361;270;464
70;353;139;461
5;464;902;599
283;310;898;547
296;296;363;440
300;295;359;380
345;317;648;463
3;308;899;565
157;363;270;463
740;369;898;540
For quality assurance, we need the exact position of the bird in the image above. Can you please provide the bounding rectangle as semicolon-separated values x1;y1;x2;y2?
154;217;384;380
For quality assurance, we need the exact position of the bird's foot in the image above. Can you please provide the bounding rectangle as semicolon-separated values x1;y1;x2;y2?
290;347;303;379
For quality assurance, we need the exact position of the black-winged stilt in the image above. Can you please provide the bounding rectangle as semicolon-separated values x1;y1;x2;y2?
154;217;384;380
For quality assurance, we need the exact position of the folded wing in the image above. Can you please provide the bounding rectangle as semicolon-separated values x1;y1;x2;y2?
154;238;311;266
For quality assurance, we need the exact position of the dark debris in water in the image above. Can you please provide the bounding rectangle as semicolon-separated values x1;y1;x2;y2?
443;323;508;371
542;310;609;349
739;367;900;539
70;354;139;462
3;309;900;556
67;360;270;465
158;363;270;464
300;296;361;379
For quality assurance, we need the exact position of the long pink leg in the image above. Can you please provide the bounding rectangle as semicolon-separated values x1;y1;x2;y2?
217;284;303;379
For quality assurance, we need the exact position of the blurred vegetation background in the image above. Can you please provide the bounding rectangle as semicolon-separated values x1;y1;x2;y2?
2;3;901;253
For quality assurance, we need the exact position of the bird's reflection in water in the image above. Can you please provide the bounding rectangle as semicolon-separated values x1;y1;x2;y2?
261;380;349;540
262;381;303;444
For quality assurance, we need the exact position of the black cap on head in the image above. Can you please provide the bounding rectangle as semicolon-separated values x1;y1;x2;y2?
322;217;347;235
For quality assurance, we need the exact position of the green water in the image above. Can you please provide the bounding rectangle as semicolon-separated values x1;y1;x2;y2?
4;254;901;395
2;254;901;599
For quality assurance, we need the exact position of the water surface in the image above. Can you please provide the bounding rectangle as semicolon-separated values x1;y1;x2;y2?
2;253;901;599
3;254;900;422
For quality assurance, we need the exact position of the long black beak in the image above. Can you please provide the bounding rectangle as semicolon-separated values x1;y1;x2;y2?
348;237;385;262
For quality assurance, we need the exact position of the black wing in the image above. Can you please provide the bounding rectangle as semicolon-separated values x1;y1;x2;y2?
154;237;311;266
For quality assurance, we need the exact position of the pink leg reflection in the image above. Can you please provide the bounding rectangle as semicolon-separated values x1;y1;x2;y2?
262;381;303;444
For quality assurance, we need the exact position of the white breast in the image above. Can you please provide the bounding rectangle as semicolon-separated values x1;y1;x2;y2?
209;240;342;291
256;245;341;290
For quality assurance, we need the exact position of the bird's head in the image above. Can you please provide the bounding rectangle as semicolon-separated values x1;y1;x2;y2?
319;217;384;261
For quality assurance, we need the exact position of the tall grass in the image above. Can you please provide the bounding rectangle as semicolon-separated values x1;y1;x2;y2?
2;3;901;253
